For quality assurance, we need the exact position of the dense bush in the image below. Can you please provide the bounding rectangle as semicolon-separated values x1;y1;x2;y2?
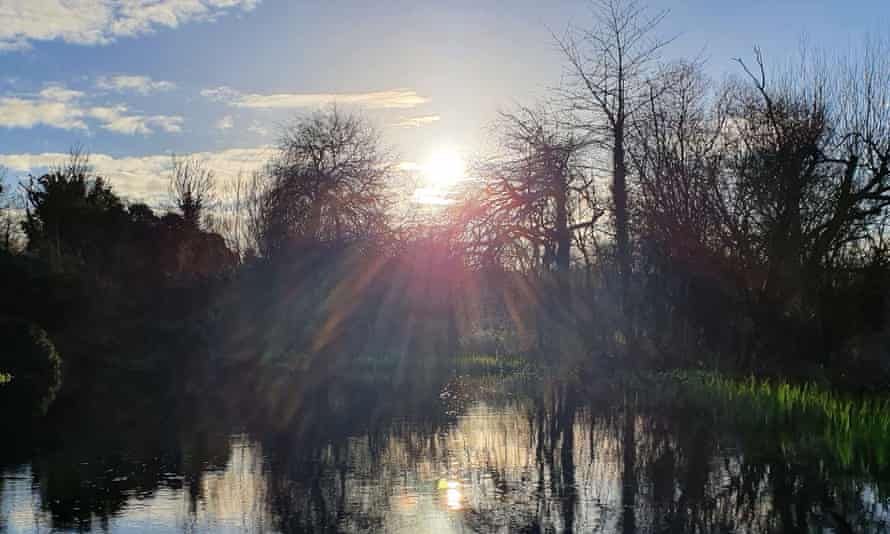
0;318;62;415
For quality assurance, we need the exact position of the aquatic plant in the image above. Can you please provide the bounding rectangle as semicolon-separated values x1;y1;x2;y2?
653;370;890;478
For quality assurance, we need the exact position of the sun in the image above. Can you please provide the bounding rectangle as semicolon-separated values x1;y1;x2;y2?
412;148;466;205
423;148;465;189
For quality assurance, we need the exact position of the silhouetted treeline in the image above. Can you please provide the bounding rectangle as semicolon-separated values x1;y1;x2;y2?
1;152;237;414
439;2;890;383
3;0;890;417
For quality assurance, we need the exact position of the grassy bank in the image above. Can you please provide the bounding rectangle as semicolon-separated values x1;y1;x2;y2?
645;370;890;476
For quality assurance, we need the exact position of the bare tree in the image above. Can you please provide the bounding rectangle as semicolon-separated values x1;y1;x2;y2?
819;36;890;267
0;167;18;251
207;170;272;259
258;106;393;256
721;42;890;310
557;0;672;299
453;107;601;273
625;38;890;362
630;61;733;268
169;156;215;228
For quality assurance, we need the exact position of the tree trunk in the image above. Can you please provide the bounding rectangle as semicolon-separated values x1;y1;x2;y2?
555;179;571;273
307;194;324;242
614;122;630;303
614;119;635;357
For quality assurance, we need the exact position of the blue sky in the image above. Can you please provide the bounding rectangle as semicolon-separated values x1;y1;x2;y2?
0;0;885;204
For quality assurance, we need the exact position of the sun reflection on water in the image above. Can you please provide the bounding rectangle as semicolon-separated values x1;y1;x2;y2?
438;479;463;511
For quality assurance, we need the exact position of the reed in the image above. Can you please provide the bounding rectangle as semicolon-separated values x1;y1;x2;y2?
658;370;890;473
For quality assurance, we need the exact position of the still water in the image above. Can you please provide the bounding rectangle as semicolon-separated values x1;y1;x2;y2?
3;373;889;533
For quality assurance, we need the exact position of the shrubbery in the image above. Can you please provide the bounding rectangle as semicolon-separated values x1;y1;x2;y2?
0;318;62;415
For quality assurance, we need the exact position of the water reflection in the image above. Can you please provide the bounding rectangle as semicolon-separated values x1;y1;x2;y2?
3;377;890;532
1;433;270;533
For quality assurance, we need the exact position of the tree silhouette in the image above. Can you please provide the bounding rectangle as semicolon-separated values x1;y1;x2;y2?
257;107;393;256
557;0;672;306
22;153;127;272
455;107;600;273
169;156;215;229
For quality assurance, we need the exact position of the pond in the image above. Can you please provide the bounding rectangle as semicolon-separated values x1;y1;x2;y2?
2;371;889;533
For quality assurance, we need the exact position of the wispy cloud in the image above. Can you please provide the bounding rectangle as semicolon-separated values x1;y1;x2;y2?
247;121;269;136
88;105;183;134
216;115;234;130
391;114;441;128
0;83;182;135
202;86;430;109
96;75;176;95
39;84;85;102
0;145;273;204
0;0;260;51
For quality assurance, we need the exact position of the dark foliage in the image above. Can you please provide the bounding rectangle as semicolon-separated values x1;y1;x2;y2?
0;318;62;415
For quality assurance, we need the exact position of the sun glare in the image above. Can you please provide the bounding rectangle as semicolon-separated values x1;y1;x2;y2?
413;148;466;205
424;148;466;188
437;479;463;511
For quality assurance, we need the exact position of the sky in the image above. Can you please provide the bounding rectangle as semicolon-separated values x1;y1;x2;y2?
0;0;886;205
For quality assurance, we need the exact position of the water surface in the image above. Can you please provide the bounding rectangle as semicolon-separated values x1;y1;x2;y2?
3;374;889;533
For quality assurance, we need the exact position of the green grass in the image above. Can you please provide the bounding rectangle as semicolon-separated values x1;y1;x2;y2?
654;370;890;474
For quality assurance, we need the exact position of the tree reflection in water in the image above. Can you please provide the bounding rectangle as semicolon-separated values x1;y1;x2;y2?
2;374;889;533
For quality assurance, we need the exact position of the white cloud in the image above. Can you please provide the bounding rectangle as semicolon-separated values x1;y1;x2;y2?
96;75;176;95
0;83;183;135
391;114;441;128
0;85;88;130
247;121;269;136
88;105;184;134
0;0;260;51
216;115;234;130
202;86;430;109
0;97;87;130
39;84;85;102
0;145;273;204
148;114;185;133
199;86;240;102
